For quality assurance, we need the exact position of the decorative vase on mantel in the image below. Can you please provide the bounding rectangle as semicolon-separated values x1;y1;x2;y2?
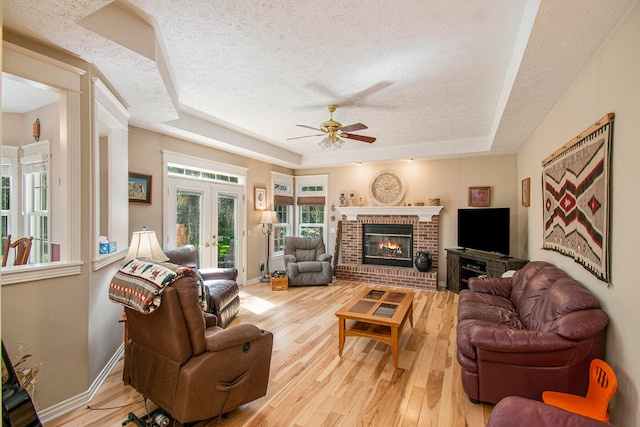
414;251;432;272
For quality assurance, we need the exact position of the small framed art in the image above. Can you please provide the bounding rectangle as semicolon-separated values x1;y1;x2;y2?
522;178;531;207
128;173;152;204
255;187;267;210
468;186;490;207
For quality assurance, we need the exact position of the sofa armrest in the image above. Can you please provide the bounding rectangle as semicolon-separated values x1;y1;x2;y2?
204;312;218;328
205;324;268;352
317;253;332;262
199;267;238;281
283;254;296;267
469;326;577;353
469;276;513;298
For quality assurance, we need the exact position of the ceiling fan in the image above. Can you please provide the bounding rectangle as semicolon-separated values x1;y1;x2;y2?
287;105;376;149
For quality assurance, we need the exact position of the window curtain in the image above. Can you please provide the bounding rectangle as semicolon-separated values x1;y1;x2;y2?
274;195;294;206
296;196;325;206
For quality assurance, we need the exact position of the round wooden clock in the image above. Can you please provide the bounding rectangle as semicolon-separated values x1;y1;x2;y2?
369;171;406;206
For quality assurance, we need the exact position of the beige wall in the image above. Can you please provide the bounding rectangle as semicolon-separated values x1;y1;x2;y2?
1;33;125;415
517;2;640;423
299;153;520;284
127;126;293;281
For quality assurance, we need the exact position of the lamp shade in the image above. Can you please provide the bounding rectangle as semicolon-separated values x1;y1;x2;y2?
260;210;277;225
123;230;168;264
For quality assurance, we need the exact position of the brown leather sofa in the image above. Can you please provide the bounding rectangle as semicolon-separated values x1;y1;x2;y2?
456;261;608;404
487;396;612;427
123;271;273;424
164;245;240;328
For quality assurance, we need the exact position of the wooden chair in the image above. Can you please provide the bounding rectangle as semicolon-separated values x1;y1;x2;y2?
2;235;34;267
542;359;618;422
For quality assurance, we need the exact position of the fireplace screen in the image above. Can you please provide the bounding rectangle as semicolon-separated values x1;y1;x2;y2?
362;224;413;267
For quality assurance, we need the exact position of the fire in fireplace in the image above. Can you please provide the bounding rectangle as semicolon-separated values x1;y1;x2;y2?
362;224;413;267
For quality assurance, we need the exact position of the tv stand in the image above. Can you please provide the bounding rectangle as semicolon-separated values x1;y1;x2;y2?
446;248;528;293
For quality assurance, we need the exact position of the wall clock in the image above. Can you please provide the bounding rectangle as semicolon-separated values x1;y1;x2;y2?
369;171;406;206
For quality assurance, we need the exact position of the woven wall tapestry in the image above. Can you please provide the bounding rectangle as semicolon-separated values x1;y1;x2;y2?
542;113;614;282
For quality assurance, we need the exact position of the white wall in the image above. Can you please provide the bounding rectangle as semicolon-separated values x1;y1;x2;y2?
517;2;640;423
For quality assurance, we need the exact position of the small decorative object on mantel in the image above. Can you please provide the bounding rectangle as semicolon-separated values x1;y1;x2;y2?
468;186;490;207
414;251;432;272
427;198;440;206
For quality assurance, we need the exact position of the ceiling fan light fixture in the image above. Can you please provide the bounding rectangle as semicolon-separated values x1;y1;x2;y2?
332;136;344;150
319;136;333;149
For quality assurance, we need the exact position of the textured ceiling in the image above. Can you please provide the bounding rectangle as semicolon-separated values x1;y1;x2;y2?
2;0;635;168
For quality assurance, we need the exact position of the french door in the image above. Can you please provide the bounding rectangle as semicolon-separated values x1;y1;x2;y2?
165;177;244;276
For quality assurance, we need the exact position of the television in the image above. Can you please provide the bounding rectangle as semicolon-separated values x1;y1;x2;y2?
457;208;510;256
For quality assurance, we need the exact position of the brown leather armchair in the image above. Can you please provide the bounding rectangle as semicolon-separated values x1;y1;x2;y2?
164;245;240;328
456;261;608;405
122;271;273;424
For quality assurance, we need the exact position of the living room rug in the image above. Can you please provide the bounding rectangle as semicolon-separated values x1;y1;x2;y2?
542;113;614;282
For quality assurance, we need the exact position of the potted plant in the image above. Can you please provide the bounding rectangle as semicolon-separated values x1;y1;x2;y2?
271;270;286;278
270;270;288;290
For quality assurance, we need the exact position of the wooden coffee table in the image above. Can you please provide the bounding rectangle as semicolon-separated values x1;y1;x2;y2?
335;287;415;368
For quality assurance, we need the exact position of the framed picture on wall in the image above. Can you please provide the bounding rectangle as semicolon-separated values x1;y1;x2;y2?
522;177;531;207
468;186;491;207
129;173;152;204
255;187;267;210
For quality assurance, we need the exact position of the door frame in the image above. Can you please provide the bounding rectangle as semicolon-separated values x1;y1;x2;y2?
162;151;247;285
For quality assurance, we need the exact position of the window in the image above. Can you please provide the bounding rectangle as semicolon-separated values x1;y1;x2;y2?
168;164;240;184
272;172;293;257
295;174;329;243
20;141;50;264
0;153;16;254
299;205;324;238
2;43;83;284
25;170;49;263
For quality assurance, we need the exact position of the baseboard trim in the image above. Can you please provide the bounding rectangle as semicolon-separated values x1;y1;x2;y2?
37;344;124;423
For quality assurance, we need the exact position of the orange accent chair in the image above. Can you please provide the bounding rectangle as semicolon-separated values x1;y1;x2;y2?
2;235;33;267
542;359;617;422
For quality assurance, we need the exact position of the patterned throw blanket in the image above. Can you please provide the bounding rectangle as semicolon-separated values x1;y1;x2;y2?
109;258;205;313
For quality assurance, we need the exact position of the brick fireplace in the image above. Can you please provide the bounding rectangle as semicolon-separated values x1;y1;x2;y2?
335;206;443;291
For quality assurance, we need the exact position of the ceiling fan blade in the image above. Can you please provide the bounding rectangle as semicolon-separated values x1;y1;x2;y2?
342;133;376;143
296;124;323;132
286;133;325;140
339;123;367;133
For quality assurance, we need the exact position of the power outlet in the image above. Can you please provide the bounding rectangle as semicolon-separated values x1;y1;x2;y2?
260;262;264;272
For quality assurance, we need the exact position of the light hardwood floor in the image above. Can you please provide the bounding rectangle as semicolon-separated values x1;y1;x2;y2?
46;280;493;426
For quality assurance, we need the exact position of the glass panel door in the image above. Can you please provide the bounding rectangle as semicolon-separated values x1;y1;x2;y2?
213;184;243;273
166;178;243;273
166;177;215;266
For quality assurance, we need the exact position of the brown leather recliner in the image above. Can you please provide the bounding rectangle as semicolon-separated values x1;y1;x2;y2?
456;261;608;405
123;273;273;424
164;245;240;328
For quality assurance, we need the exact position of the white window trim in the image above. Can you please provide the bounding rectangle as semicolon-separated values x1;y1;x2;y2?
271;172;293;257
294;174;329;243
1;42;84;285
92;78;130;270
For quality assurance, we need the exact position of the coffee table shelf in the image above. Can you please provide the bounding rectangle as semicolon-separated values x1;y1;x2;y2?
335;287;415;368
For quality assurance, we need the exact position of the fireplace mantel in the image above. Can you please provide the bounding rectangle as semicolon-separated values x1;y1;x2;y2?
337;205;444;222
